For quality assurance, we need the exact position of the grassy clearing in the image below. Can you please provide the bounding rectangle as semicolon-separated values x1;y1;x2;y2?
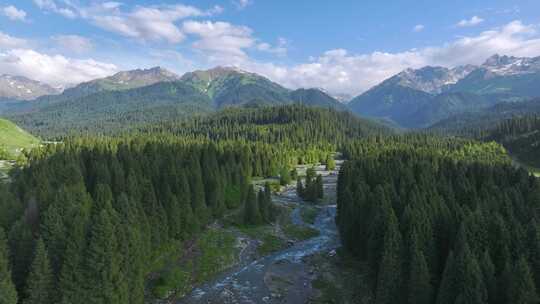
150;228;238;300
0;119;40;158
309;248;372;304
283;224;319;241
300;206;318;224
258;233;287;256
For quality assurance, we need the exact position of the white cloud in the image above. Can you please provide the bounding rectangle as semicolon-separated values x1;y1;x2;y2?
92;5;211;43
257;37;287;56
457;16;484;27
52;35;94;54
0;31;28;49
183;21;255;58
413;24;425;32
233;0;252;10
215;20;540;96
35;1;223;44
0;49;118;86
33;0;77;18
2;5;27;21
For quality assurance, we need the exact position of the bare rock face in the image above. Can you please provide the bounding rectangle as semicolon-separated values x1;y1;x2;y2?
0;75;59;100
481;54;540;77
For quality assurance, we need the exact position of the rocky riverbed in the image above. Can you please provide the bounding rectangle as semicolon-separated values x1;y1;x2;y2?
176;164;341;304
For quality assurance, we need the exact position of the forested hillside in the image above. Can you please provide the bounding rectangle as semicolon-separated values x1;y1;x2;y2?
484;115;540;169
337;137;539;303
0;136;299;303
9;82;214;139
147;105;388;147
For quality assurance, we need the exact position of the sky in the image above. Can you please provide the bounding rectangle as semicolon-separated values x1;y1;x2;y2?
0;0;540;96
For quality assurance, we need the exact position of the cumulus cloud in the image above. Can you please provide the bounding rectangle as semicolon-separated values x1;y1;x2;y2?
413;24;425;32
183;21;255;58
0;31;28;49
52;35;94;54
34;1;223;43
0;49;118;86
2;5;27;21
257;37;288;56
215;21;540;96
457;16;484;27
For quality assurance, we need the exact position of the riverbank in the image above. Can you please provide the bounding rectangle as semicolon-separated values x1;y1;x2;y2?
167;163;341;303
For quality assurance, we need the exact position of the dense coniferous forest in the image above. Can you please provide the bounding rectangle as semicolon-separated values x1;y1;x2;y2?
145;105;388;146
337;138;540;304
0;137;300;303
1;103;540;303
484;115;540;168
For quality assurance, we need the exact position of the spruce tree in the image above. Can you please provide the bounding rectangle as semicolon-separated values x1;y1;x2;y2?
85;210;127;304
325;155;335;171
375;209;402;304
407;232;432;304
58;209;88;304
509;257;539;304
244;186;262;226
24;238;54;304
0;228;17;304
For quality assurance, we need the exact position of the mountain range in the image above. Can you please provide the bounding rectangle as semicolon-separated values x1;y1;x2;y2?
0;74;59;101
349;54;540;128
1;54;540;137
3;66;346;138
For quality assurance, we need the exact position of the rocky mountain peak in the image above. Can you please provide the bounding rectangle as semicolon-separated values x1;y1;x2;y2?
0;74;59;101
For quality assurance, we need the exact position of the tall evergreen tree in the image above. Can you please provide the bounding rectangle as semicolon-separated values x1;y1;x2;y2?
85;210;127;304
407;232;432;304
509;257;539;304
243;186;262;226
375;209;402;304
24;238;54;304
0;228;17;304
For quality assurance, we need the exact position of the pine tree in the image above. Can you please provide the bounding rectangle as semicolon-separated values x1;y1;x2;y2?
24;238;54;304
480;251;496;304
509;257;539;304
244;186;262;226
85;210;127;304
279;167;291;186
407;232;432;304
325;155;335;171
0;228;17;304
375;209;402;304
58;208;88;304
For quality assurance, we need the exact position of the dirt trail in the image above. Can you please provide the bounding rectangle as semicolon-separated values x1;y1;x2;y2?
176;165;340;304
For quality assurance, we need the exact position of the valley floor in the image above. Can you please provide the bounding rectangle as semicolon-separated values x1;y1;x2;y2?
150;163;346;304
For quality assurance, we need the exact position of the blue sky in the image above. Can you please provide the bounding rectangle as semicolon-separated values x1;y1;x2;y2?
1;0;540;95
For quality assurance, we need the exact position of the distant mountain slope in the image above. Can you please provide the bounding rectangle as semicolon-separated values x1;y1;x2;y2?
5;67;350;138
348;82;433;127
406;92;491;128
14;67;181;113
483;115;540;169
62;66;180;98
181;67;292;107
0;75;59;101
9;81;213;138
393;65;477;94
0;118;40;158
349;55;540;128
429;98;540;133
147;105;390;147
289;88;347;110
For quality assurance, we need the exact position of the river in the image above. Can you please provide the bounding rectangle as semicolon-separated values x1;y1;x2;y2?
176;165;341;304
